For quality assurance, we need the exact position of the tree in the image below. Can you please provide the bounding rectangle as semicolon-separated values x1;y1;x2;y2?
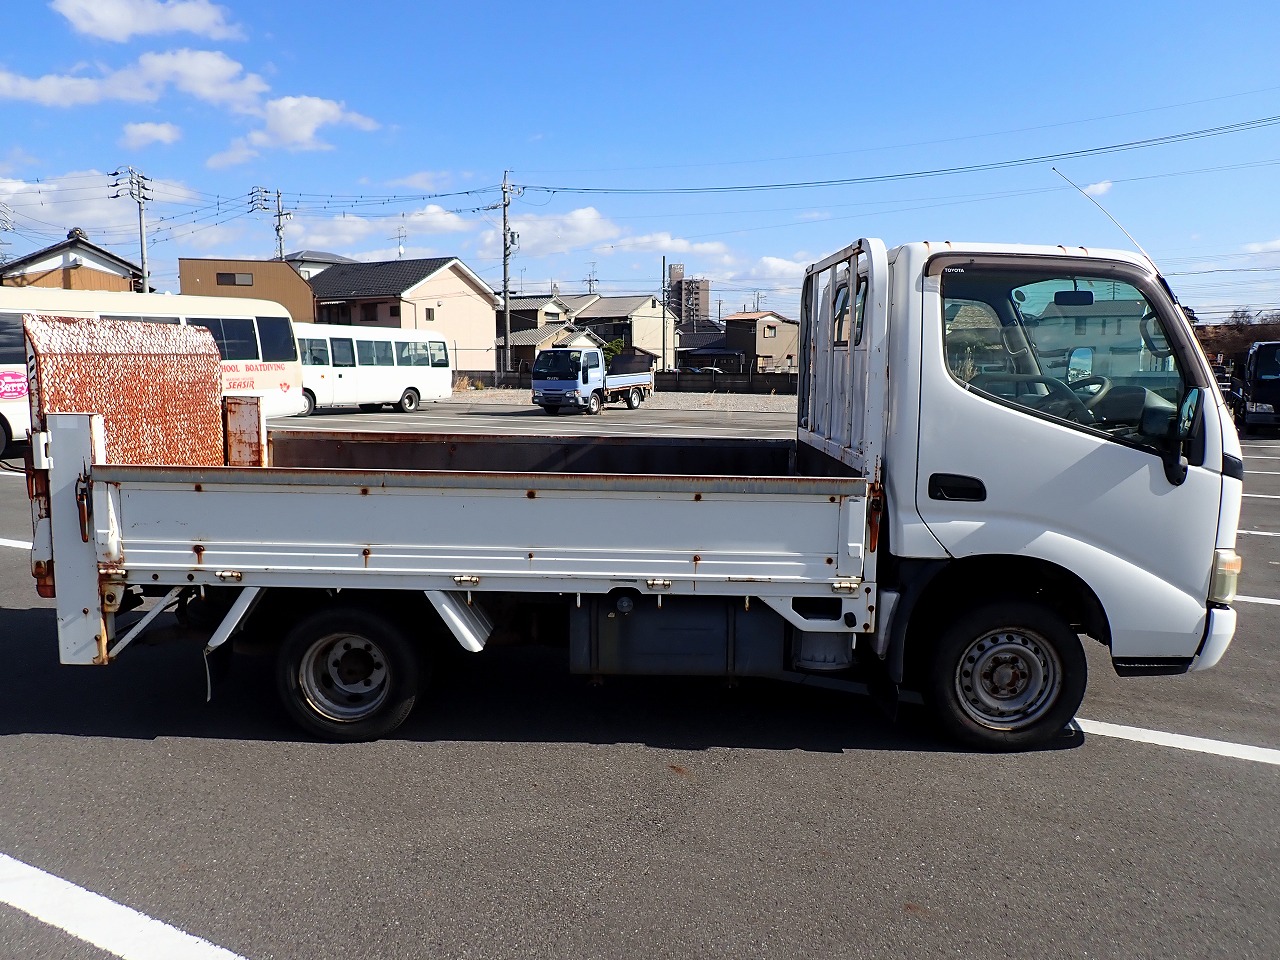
602;338;626;366
1226;308;1257;327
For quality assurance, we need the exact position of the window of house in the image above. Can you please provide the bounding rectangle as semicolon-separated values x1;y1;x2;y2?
216;273;253;286
390;304;401;318
423;307;436;322
360;303;379;323
763;325;777;338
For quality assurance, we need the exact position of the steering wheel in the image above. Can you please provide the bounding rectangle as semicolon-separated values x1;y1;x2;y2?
1140;311;1173;359
1017;376;1093;423
1069;375;1114;409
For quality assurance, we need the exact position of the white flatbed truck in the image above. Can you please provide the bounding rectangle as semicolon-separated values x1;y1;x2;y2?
23;238;1243;749
531;346;653;415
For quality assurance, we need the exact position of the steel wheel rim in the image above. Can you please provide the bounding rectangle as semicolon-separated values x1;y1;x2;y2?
954;628;1062;730
298;632;391;723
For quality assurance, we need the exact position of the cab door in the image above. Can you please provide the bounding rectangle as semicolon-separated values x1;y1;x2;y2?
913;254;1223;662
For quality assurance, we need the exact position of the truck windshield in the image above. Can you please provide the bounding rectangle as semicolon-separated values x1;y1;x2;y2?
533;351;581;377
1255;344;1280;380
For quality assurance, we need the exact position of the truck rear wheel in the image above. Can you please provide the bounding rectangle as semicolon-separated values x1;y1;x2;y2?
586;391;602;415
626;388;642;409
924;600;1086;751
276;607;420;741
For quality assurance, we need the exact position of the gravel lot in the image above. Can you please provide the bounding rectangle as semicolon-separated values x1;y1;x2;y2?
445;387;797;413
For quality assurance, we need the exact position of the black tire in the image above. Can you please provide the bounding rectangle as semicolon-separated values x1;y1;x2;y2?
541;405;562;416
398;388;420;413
586;391;602;415
275;607;420;742
299;390;316;417
625;388;642;410
924;600;1086;751
0;417;10;456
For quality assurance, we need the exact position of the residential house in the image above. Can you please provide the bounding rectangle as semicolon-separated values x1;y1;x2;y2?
308;257;501;371
283;250;357;281
178;258;317;325
724;311;800;372
498;294;576;334
675;320;740;371
570;294;677;370
501;323;605;371
1;228;142;291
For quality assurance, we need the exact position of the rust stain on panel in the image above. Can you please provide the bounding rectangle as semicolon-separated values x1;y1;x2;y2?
24;314;224;466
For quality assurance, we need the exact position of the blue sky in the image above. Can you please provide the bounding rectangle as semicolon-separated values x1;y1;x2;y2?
2;0;1279;321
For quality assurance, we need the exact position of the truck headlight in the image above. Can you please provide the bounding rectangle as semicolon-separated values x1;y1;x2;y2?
565;389;579;398
1209;548;1242;604
1246;402;1274;413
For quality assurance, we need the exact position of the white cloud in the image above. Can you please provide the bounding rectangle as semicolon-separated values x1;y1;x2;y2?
608;232;729;257
480;207;622;258
292;204;471;252
208;95;379;167
51;0;243;42
0;49;267;110
1243;239;1280;254
387;171;450;191
1082;180;1112;197
120;121;181;148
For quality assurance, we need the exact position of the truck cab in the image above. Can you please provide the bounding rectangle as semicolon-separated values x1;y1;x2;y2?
1228;340;1280;435
531;347;603;414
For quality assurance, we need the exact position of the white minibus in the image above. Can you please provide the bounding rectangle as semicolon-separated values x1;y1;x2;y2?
0;288;307;442
296;322;452;415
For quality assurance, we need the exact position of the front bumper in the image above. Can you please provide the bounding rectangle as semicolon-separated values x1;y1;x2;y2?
1189;605;1237;672
533;392;586;409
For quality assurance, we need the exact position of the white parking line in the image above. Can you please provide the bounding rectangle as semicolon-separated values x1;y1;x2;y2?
1237;530;1280;536
1074;719;1280;766
0;537;31;549
1243;493;1280;499
1236;594;1280;606
0;852;247;959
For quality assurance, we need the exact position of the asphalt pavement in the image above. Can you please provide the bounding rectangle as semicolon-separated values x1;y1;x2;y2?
0;407;1275;960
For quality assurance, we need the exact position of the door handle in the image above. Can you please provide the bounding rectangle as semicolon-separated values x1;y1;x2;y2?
928;473;986;502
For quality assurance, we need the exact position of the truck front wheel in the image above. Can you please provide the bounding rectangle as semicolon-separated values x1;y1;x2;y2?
924;600;1086;751
276;607;420;741
586;391;602;415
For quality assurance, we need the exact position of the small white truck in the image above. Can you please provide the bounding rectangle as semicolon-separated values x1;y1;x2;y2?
22;237;1243;750
531;346;653;414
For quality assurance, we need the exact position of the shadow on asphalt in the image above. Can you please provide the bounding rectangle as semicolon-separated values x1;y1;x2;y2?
0;605;1085;755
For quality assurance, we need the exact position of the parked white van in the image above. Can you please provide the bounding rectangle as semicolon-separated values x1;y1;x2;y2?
296;322;452;416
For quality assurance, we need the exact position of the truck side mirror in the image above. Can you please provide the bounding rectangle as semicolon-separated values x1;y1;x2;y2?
1162;386;1203;486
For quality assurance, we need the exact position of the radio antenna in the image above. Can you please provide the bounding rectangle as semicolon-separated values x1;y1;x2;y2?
1052;167;1157;270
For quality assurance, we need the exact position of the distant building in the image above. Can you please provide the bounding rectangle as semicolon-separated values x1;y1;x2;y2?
282;250;357;281
1;228;142;292
723;311;799;372
571;294;677;370
667;263;709;324
308;257;501;371
179;258;317;324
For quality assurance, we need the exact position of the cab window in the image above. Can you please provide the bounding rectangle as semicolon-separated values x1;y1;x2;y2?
941;264;1190;455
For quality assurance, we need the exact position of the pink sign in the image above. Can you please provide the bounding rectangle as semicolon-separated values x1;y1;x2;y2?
0;369;27;401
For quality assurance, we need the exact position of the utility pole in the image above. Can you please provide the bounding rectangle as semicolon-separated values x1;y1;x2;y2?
661;256;668;371
111;167;152;291
274;190;292;259
500;170;519;374
0;200;12;262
